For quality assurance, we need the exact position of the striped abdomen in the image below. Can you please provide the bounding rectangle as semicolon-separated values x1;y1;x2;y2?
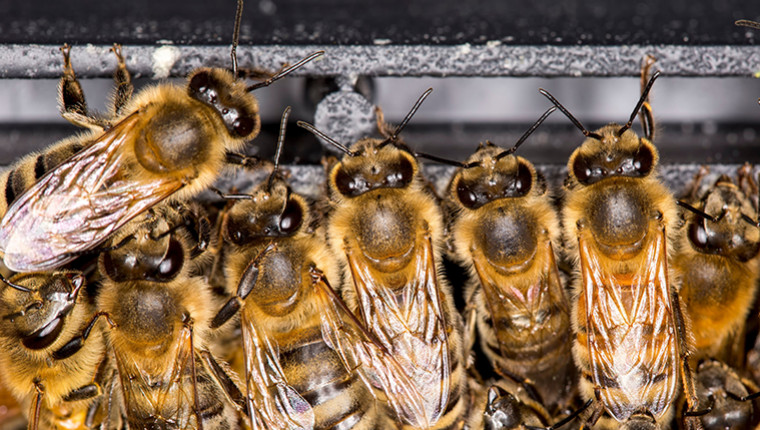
275;316;389;429
0;136;86;217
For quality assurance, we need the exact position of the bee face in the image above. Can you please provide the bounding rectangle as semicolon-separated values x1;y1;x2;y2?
0;273;83;351
328;138;417;198
452;147;536;210
686;178;760;262
187;68;260;139
223;180;306;245
568;126;656;186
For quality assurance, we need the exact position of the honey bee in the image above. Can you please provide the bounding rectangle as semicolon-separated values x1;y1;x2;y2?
96;205;246;429
0;271;112;430
676;359;759;430
0;0;323;273
672;165;760;364
298;89;469;429
209;107;428;429
540;72;704;428
418;107;575;413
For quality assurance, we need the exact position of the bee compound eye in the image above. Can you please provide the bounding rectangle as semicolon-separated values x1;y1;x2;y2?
233;116;255;137
279;199;303;235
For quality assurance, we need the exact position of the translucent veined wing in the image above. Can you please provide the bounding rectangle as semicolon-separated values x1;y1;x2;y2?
114;325;200;429
310;267;429;428
579;225;678;422
241;311;315;430
0;113;184;272
472;240;569;360
346;232;450;427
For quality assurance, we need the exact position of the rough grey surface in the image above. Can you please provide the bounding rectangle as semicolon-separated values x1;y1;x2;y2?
3;44;760;79
313;88;376;155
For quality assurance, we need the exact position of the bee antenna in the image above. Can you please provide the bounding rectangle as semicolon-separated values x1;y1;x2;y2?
414;152;472;168
230;0;244;78
378;88;433;149
676;200;721;223
618;70;661;137
736;19;760;30
0;272;32;293
495;106;556;160
539;89;603;141
297;121;359;157
246;51;324;92
267;106;291;191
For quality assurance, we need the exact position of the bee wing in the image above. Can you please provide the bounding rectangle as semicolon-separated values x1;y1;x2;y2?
240;312;315;430
346;233;450;426
579;226;679;422
0;113;184;272
113;326;200;428
473;240;569;359
311;268;429;428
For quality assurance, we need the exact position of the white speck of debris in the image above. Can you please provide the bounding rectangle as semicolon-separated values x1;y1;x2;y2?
486;40;502;48
373;39;392;46
152;45;181;79
458;43;472;55
156;39;174;45
85;44;98;54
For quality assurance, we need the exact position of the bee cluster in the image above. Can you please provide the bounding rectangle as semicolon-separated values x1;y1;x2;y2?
1;3;760;430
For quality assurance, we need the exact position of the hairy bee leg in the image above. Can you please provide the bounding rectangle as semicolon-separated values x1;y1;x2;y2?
62;383;102;402
29;381;44;430
224;151;270;170
210;242;277;329
462;295;477;369
52;312;116;360
638;54;657;141
110;44;133;116
579;395;604;430
200;350;245;411
182;315;205;430
671;288;704;430
58;44;105;131
737;163;759;197
83;353;113;428
684;166;710;201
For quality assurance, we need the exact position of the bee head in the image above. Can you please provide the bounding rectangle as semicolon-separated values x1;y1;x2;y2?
101;214;187;283
187;68;260;139
540;71;661;187
452;143;536;210
223;182;306;245
686;178;760;261
0;272;84;351
328;138;417;198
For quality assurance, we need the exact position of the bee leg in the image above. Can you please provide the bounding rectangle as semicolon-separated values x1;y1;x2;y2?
462;287;478;368
62;383;102;402
671;289;705;430
683;165;710;201
83;353;113;428
29;380;44;430
51;312;116;360
224;151;269;170
181;315;205;430
497;367;545;407
110;44;133;117
525;399;593;430
210;242;278;329
737;163;758;198
58;44;106;131
200;350;246;411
